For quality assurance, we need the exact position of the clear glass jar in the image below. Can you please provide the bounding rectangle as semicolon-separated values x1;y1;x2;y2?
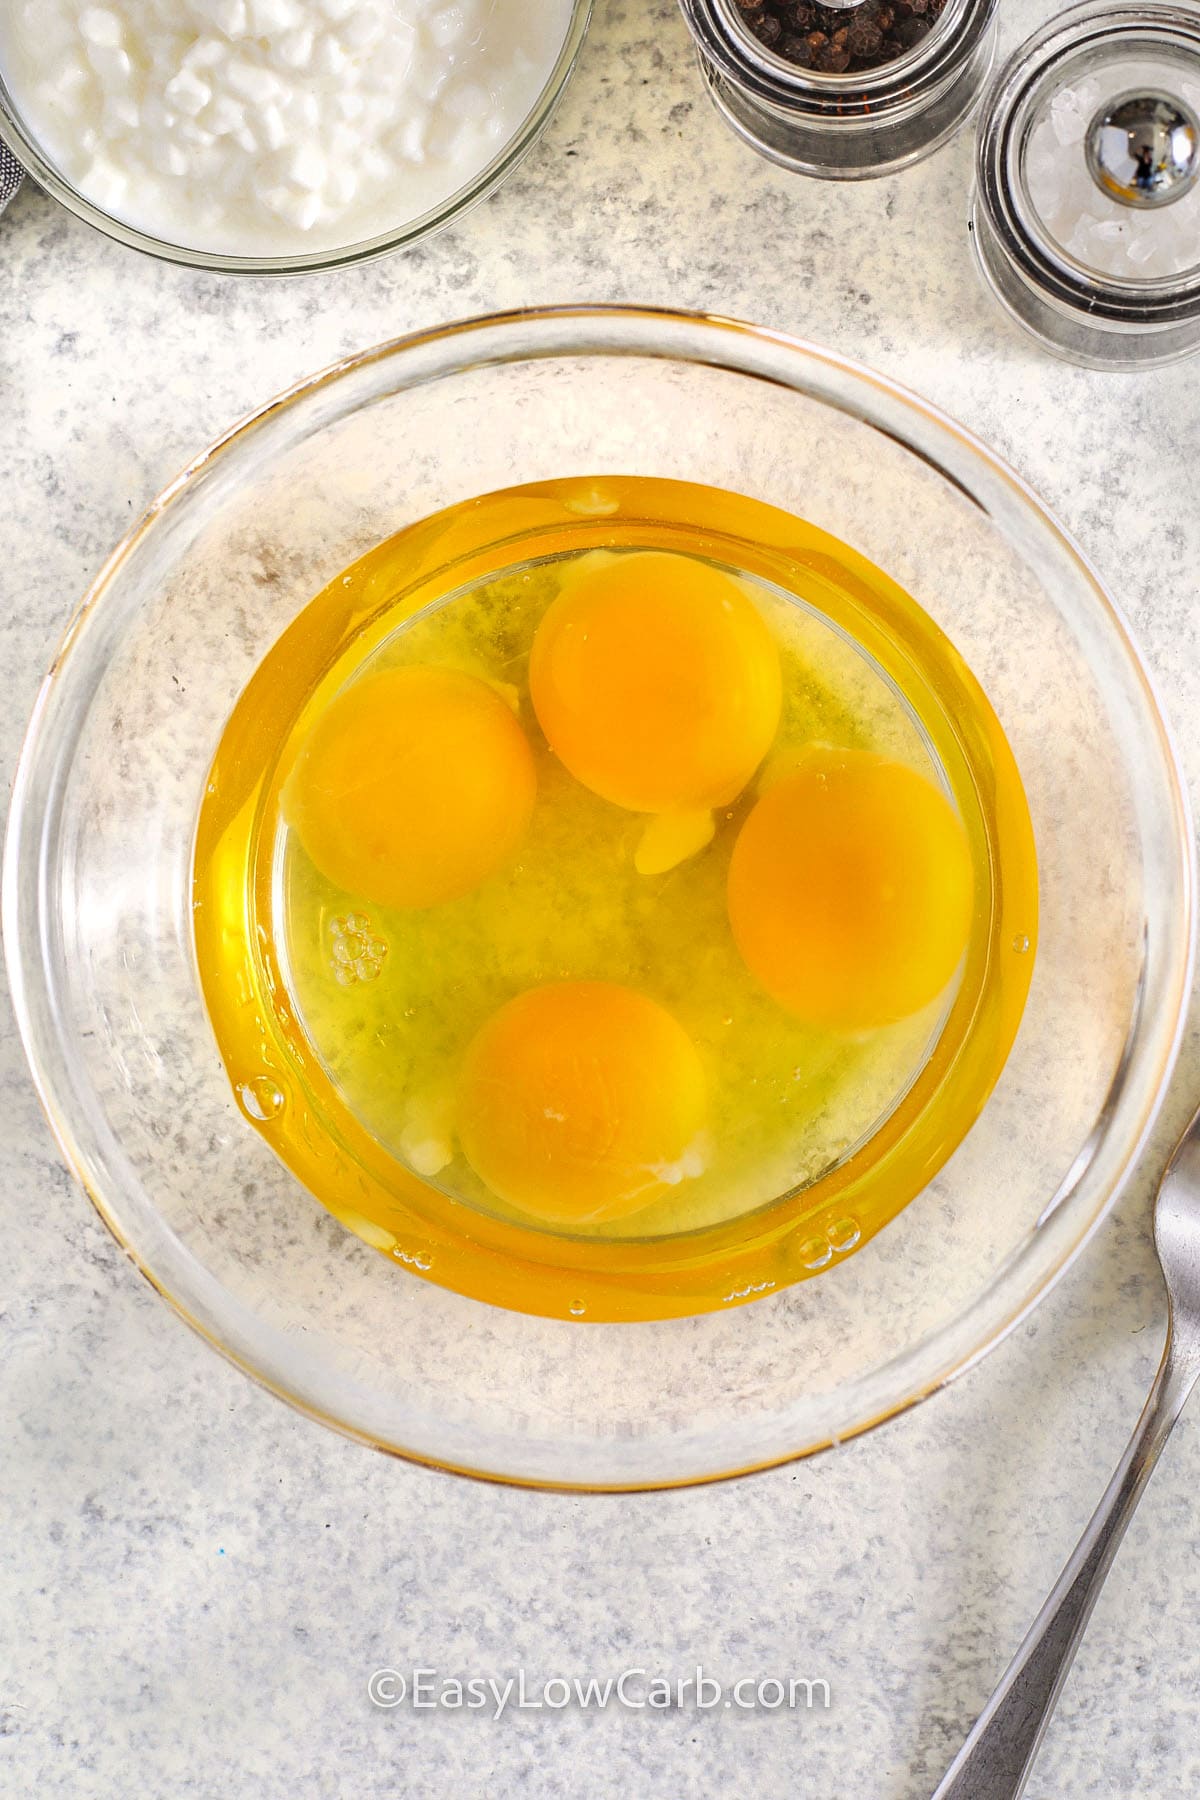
973;1;1200;369
678;0;998;178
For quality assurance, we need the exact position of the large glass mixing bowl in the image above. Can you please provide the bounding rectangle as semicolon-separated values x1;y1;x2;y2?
4;307;1193;1488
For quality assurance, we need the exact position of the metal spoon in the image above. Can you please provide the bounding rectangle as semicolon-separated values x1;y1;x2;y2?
932;1100;1200;1800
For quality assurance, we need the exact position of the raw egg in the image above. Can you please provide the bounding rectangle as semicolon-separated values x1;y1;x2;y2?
727;749;974;1030
283;663;536;909
457;981;707;1225
529;550;781;816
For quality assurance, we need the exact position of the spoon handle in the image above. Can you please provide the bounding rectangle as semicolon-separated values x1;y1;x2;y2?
932;1335;1200;1800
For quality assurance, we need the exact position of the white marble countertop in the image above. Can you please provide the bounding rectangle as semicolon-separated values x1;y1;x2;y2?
3;2;1199;1795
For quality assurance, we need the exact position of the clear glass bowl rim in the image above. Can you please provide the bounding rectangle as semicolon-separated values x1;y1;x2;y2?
0;2;592;275
3;304;1194;1489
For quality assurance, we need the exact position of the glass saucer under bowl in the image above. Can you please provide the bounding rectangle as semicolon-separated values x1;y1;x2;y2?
4;307;1193;1487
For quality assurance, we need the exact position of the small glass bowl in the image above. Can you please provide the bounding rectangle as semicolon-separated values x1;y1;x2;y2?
973;1;1200;369
4;307;1193;1488
190;477;1040;1325
678;0;998;178
0;3;591;275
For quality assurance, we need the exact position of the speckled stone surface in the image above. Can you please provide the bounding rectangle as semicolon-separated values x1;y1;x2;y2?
2;2;1199;1795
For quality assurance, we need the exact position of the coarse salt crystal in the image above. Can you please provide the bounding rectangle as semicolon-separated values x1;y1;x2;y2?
1049;88;1084;148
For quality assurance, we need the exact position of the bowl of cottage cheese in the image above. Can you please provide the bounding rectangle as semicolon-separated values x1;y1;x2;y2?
0;0;590;269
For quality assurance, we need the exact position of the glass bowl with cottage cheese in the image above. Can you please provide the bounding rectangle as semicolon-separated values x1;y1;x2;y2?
0;0;591;271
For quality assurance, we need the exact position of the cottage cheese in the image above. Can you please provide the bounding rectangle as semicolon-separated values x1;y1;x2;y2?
0;0;575;256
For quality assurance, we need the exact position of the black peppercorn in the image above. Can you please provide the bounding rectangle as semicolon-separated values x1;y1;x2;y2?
750;11;784;45
894;16;931;46
846;18;883;56
779;31;816;63
730;0;949;72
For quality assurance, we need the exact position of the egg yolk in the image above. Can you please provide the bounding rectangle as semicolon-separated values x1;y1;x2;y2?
457;981;707;1225
529;551;782;815
284;664;536;909
727;750;974;1030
